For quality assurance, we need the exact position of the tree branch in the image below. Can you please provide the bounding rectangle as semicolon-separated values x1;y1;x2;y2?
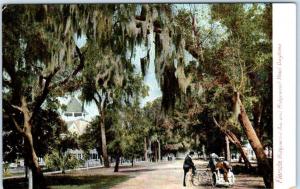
30;67;60;121
11;104;23;112
92;96;99;105
212;116;235;142
12;116;24;134
95;90;102;104
31;45;85;121
212;116;222;128
49;45;84;89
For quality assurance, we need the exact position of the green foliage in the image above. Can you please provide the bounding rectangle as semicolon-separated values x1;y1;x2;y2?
78;116;104;157
208;4;272;144
3;108;67;162
44;150;81;173
107;103;151;159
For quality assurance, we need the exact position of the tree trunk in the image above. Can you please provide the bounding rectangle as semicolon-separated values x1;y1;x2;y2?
28;168;33;189
225;136;231;162
99;109;110;168
235;92;272;188
114;152;120;172
157;139;161;162
144;137;148;161
253;102;264;142
148;138;152;162
195;134;200;149
131;155;134;167
19;101;46;189
202;145;207;160
25;164;28;179
154;143;158;162
213;116;252;169
24;127;46;189
226;131;252;169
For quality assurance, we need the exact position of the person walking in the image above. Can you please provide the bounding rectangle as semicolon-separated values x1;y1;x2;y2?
183;151;196;187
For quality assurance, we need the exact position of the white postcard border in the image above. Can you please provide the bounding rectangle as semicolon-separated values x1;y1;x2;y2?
273;4;296;189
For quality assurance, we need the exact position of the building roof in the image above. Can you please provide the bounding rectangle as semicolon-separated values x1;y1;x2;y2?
66;119;89;135
65;97;87;114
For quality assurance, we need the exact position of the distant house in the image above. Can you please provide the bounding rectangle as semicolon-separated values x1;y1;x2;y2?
63;97;88;118
62;97;89;130
61;97;100;165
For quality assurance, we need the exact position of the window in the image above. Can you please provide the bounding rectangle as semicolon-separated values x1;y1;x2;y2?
74;113;82;117
64;113;73;117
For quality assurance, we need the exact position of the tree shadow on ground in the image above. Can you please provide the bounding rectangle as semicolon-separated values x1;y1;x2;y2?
4;175;131;189
119;168;155;173
231;164;259;175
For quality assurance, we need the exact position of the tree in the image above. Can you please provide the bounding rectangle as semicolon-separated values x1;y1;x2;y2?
208;4;273;187
78;117;103;164
106;77;149;171
3;5;88;188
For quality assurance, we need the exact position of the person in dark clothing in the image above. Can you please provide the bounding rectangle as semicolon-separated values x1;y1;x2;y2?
183;151;196;187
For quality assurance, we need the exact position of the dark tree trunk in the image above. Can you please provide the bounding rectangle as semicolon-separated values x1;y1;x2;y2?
99;109;109;168
114;153;120;172
144;137;148;161
25;164;28;179
100;156;103;165
154;143;158;162
235;92;272;188
131;155;134;167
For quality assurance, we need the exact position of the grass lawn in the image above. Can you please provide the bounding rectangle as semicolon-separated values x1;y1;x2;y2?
4;175;130;189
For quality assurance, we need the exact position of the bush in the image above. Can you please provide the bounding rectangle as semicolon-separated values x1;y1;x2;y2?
3;162;11;177
44;150;81;173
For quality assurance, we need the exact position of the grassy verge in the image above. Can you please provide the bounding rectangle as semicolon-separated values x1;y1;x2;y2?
4;175;130;189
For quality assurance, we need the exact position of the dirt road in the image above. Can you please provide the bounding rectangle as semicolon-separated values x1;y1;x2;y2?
107;160;265;189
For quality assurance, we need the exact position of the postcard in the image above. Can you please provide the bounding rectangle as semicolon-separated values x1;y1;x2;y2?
1;2;296;189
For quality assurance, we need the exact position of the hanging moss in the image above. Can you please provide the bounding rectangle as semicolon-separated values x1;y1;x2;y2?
161;64;180;115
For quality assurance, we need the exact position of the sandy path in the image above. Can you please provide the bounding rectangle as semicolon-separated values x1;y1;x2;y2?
108;160;265;189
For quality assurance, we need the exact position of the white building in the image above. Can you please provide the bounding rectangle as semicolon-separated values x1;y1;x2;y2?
61;97;100;164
